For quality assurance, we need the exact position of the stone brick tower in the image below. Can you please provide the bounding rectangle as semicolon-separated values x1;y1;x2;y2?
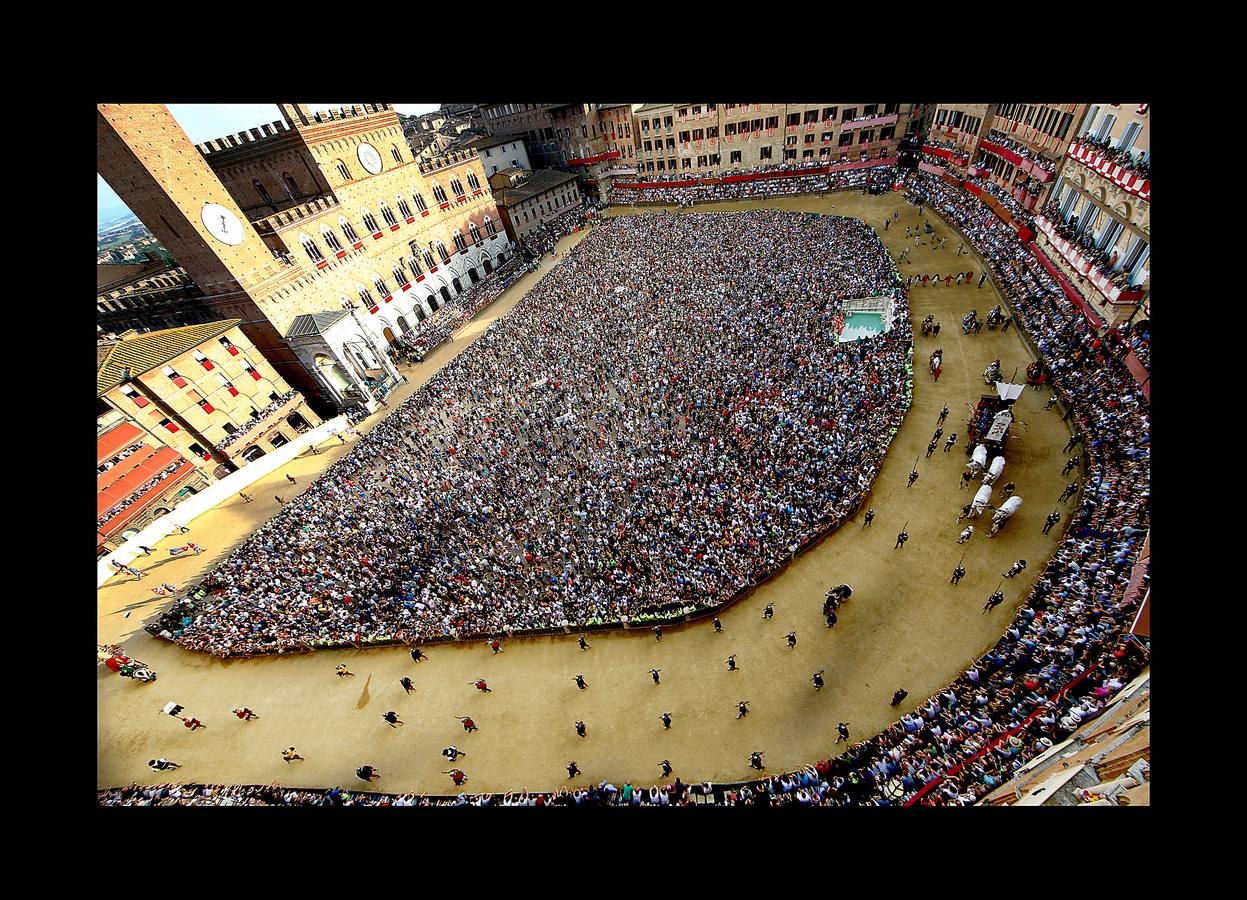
97;104;326;409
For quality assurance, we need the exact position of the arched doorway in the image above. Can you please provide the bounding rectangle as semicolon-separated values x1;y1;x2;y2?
382;326;398;346
452;277;463;294
397;315;410;335
439;286;452;305
242;445;266;462
415;304;428;321
287;412;311;432
428;294;439;312
468;267;480;284
483;258;494;274
496;252;507;267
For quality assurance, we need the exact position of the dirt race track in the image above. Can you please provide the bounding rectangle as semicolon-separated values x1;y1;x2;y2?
97;191;1074;795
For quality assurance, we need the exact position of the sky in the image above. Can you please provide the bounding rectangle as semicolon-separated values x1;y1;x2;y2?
98;103;441;224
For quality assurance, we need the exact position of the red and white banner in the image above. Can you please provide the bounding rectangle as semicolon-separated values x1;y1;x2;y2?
1066;142;1150;201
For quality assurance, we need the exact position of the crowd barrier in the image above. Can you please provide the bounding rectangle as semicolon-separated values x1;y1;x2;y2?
98;415;348;588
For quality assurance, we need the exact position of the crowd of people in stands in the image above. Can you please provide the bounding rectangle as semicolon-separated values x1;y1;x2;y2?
969;178;1037;229
1037;201;1141;291
1071;133;1150;180
165;211;910;657
610;161;895;206
982;134;1057;175
98;442;146;475
109;172;1150;808
520;205;595;259
922;138;969;164
98;460;188;530
215;391;299;451
396;258;528;363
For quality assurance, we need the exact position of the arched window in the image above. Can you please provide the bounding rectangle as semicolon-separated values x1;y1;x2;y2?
484;216;497;238
362;209;379;234
254;179;275;208
453;230;467;252
412;192;428;213
373;274;389;297
283;172;301;198
467;171;481;191
301;233;324;263
431;181;448;205
392;263;407;287
437;241;449;262
468;221;481;244
358;285;375;307
380;201;397;228
423;249;436;269
450;177;465;198
336;160;352;181
408;253;423;278
391;145;403;164
397;196;413;220
321;226;343;253
341;217;360;244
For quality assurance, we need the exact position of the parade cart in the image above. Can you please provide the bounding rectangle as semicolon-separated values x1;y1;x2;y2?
966;381;1025;459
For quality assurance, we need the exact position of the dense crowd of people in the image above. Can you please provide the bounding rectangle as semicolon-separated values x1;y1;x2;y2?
167;211;910;656
98;460;187;530
215;391;299;451
396;257;528;362
969;178;1037;230
609;161;895;206
922;139;969;165
520;205;595;259
1071;133;1150;180
1037;201;1140;291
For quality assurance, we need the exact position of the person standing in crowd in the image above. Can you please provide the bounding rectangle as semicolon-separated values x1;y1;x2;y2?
825;608;838;628
578;634;591;651
983;590;1005;613
895;528;908;549
650;668;662;685
1003;559;1027;578
786;631;798;649
811;670;825;691
410;646;427;663
926;439;938;459
1059;481;1080;502
573;674;587;690
575;720;587;738
749;751;765;771
1043;510;1061;534
891;688;909;707
736;700;751;719
1062;455;1080;476
400;676;415;695
836;722;851;743
712;616;723;633
659;759;673;779
763;603;774;620
908;469;920;488
944;433;957;452
950;563;966;585
863;508;875;527
566;761;581;779
660;712;672;730
726;655;739;672
653;625;663;642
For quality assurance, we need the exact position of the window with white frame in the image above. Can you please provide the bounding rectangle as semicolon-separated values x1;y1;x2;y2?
454;230;467;252
341;218;360;244
322;226;343;253
301;234;324;262
484;216;496;238
336;160;352;181
468;221;480;244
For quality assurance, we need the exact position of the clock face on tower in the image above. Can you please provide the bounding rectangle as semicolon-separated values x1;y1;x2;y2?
201;203;245;246
357;142;383;175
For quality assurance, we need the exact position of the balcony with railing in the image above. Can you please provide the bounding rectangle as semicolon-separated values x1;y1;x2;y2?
215;390;302;453
1066;140;1150;202
1034;213;1147;306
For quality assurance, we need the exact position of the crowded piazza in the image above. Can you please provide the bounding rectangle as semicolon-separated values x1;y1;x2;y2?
96;101;1150;808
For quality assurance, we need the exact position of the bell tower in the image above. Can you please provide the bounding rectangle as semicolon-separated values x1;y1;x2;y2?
97;103;328;409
